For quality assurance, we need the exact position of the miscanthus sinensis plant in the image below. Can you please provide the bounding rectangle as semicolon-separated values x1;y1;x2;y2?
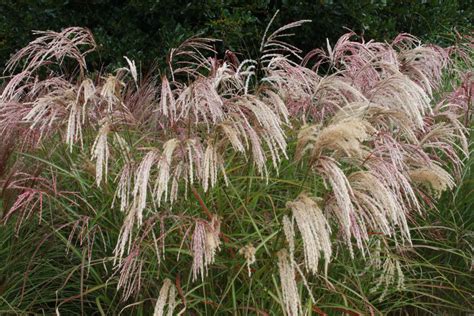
0;20;472;315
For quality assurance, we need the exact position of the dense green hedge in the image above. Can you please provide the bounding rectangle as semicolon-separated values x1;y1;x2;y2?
1;0;472;72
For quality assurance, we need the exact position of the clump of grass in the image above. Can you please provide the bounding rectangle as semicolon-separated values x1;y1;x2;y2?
0;19;472;315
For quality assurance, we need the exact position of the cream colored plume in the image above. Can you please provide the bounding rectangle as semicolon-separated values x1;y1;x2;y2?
91;121;110;186
349;171;411;244
296;118;371;162
192;216;221;281
286;193;332;275
239;244;256;277
369;74;431;128
153;278;177;316
409;164;454;198
277;249;302;316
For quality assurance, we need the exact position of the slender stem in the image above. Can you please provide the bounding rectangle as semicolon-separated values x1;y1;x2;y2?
191;185;213;220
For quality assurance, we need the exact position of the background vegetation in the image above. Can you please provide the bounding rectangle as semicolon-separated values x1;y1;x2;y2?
1;0;473;72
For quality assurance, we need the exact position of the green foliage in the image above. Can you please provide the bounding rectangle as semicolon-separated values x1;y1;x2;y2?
0;126;472;315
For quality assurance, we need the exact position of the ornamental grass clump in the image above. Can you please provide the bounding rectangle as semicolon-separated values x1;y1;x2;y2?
0;19;472;315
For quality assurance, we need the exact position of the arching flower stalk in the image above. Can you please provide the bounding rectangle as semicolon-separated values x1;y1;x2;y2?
399;45;448;95
364;157;421;214
311;76;368;123
368;74;431;128
349;171;411;244
5;27;96;76
318;157;359;257
113;162;133;213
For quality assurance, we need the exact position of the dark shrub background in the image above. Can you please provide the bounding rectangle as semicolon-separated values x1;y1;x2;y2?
1;0;472;72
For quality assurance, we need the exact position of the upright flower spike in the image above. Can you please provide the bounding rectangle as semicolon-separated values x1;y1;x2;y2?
124;56;138;84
